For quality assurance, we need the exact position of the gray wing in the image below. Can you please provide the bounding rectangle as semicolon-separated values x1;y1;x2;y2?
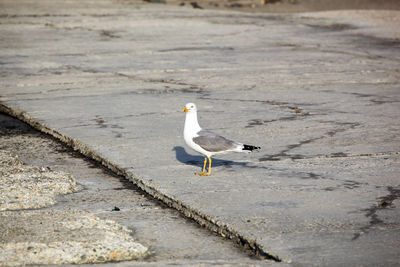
193;130;238;152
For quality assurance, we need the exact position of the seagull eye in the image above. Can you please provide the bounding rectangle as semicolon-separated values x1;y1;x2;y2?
191;105;194;108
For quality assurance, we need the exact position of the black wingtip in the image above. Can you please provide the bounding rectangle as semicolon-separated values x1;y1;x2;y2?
243;144;261;151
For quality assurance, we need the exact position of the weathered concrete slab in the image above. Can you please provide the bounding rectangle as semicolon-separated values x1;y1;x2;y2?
0;209;148;266
0;150;79;210
1;0;400;265
0;113;267;266
0;141;148;266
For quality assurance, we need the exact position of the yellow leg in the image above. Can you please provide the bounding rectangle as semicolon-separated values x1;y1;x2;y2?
196;157;207;175
202;157;212;176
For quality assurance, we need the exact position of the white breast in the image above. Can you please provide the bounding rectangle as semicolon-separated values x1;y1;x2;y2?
183;110;213;157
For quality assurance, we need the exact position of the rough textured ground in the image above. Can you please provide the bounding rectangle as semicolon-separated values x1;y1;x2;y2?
0;150;79;211
298;10;400;39
0;117;150;266
0;209;148;266
0;113;265;266
1;0;400;265
139;0;400;13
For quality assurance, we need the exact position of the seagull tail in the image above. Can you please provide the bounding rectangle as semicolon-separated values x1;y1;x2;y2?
242;144;261;152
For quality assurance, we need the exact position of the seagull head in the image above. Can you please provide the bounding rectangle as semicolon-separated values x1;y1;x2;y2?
183;103;197;113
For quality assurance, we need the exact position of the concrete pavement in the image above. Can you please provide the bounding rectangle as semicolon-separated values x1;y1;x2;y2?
1;0;400;265
0;113;264;266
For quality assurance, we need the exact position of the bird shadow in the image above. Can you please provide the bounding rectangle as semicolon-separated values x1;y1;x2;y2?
172;146;247;168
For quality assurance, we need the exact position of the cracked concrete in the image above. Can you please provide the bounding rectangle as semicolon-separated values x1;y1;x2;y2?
0;130;149;266
1;0;400;265
0;209;148;266
0;113;264;266
0;150;79;211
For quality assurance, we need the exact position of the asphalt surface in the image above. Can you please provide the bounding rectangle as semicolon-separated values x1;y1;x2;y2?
0;113;264;266
1;0;400;265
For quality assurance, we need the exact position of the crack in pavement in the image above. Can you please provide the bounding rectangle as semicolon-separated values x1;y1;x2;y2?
352;186;400;240
245;116;299;128
257;151;400;162
200;96;311;116
175;145;372;191
115;72;209;95
259;121;360;161
321;90;400;105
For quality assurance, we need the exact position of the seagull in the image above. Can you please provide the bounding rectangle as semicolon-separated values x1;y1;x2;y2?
183;103;260;176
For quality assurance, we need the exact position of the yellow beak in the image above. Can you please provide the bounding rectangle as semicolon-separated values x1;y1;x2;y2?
183;107;189;112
